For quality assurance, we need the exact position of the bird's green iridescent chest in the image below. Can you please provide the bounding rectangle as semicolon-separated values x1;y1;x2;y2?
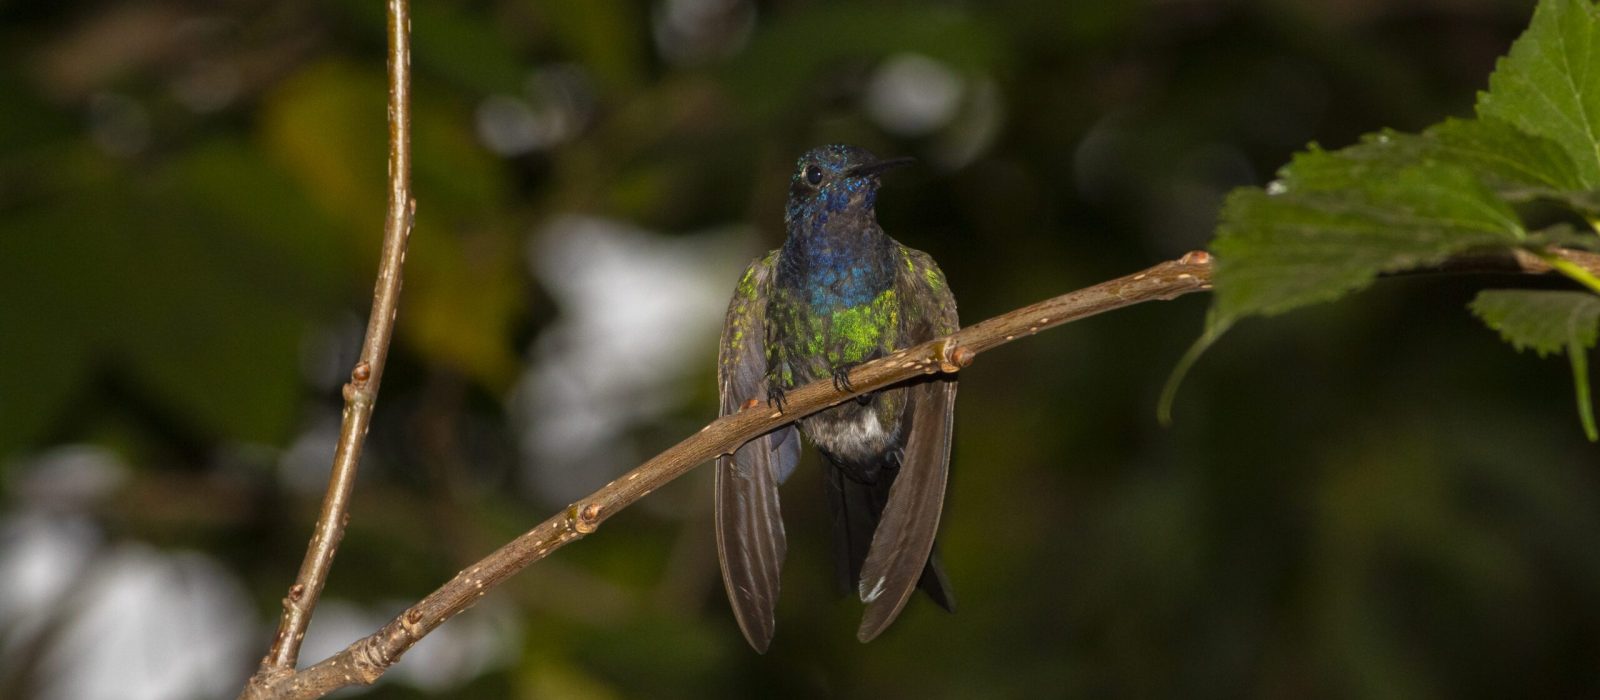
768;287;900;388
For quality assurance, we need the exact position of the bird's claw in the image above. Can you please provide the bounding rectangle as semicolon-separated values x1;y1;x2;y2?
766;386;788;413
831;366;856;394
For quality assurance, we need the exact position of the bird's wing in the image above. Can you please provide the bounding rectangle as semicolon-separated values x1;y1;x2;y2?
857;245;959;642
715;251;800;653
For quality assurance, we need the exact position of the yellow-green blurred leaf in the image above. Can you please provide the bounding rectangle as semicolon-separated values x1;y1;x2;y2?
263;59;524;389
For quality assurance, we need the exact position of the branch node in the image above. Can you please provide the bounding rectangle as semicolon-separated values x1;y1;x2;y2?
1179;250;1212;265
350;638;388;684
399;607;425;638
573;503;602;534
339;380;372;407
935;340;966;373
951;345;975;368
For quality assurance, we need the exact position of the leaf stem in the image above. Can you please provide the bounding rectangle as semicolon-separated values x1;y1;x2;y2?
1157;311;1228;426
1544;254;1600;295
1567;337;1597;441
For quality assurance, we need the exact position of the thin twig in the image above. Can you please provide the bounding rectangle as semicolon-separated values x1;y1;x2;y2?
239;0;413;696
244;244;1600;700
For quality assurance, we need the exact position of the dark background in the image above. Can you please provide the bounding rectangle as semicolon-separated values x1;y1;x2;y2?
2;0;1598;698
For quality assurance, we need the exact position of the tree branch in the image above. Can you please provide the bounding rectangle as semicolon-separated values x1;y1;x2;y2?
243;252;1208;699
242;243;1600;699
240;0;413;695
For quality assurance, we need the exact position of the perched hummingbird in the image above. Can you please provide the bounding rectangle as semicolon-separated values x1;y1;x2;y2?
715;144;958;651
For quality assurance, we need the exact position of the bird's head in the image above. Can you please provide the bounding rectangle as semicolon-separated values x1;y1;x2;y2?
783;144;914;233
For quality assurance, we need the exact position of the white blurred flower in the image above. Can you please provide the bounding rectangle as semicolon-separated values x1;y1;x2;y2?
866;53;965;137
513;215;756;505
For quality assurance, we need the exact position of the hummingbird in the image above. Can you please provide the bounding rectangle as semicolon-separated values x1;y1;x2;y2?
715;144;958;651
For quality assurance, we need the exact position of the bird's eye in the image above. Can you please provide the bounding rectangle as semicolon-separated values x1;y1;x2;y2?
805;165;824;186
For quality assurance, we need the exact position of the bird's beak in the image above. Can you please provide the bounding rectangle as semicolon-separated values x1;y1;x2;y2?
847;157;917;178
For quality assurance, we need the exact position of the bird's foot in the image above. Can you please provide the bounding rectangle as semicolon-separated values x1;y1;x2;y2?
831;365;857;394
766;386;788;413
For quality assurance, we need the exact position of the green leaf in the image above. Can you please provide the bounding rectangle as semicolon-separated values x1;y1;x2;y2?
1470;289;1600;439
1477;0;1600;189
1157;310;1231;426
1575;345;1597;441
1213;161;1525;322
1274;119;1591;211
1425;118;1588;199
0;154;333;453
1472;289;1600;355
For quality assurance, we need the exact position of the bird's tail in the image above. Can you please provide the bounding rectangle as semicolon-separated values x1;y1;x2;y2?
824;462;956;612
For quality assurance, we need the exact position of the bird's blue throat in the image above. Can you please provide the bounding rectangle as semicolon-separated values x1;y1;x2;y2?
779;191;895;309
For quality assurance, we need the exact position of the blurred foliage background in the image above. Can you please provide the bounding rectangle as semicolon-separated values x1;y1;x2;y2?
2;0;1599;698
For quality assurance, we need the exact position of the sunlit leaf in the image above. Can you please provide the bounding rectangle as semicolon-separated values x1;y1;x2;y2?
262;61;387;235
263;59;524;389
1478;0;1600;189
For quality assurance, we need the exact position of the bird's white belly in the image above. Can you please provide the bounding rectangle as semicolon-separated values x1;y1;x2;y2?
802;402;896;467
